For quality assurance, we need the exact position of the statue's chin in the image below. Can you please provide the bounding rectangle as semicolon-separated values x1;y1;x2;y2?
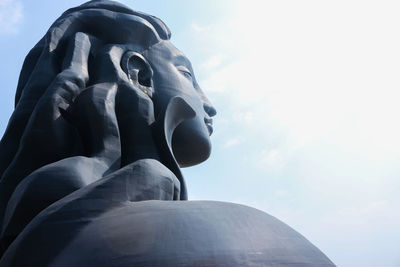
172;119;211;168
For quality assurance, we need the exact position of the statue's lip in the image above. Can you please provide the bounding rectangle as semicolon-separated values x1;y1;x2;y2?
204;118;213;136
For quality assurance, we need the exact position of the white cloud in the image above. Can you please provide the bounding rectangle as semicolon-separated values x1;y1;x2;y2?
223;137;241;148
197;0;400;159
200;54;224;72
255;149;286;172
187;1;400;265
0;0;23;34
232;111;254;124
190;22;206;33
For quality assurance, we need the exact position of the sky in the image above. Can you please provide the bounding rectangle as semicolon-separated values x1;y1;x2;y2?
0;0;399;266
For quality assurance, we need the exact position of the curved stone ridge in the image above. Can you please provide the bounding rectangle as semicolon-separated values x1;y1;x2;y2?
1;200;335;266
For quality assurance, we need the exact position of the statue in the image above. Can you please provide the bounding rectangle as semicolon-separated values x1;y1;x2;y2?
0;1;335;266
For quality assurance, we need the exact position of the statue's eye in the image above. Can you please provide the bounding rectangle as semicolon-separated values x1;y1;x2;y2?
177;66;193;80
182;70;192;78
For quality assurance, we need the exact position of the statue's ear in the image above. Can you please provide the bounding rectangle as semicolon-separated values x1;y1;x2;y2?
121;51;154;97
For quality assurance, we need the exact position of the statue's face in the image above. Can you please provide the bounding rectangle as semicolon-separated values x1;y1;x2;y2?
143;41;216;167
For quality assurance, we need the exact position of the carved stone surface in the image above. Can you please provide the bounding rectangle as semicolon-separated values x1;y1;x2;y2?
0;1;335;266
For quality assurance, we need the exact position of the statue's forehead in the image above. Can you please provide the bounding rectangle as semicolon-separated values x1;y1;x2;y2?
145;41;192;69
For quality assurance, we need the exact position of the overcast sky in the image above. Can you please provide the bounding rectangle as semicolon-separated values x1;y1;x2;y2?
0;0;399;266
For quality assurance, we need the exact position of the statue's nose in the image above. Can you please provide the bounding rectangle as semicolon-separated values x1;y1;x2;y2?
197;86;216;117
203;101;217;117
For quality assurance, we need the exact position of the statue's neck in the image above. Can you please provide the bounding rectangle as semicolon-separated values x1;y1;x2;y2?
119;119;160;167
115;83;161;166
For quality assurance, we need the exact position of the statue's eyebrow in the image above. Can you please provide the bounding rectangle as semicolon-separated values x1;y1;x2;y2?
173;54;193;70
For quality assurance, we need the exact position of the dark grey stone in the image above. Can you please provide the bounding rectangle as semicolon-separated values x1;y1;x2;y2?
0;0;335;266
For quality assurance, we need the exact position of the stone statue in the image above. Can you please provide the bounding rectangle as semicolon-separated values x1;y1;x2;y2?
0;1;335;266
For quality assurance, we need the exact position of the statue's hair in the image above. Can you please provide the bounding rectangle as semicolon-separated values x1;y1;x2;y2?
0;0;172;246
16;0;170;106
